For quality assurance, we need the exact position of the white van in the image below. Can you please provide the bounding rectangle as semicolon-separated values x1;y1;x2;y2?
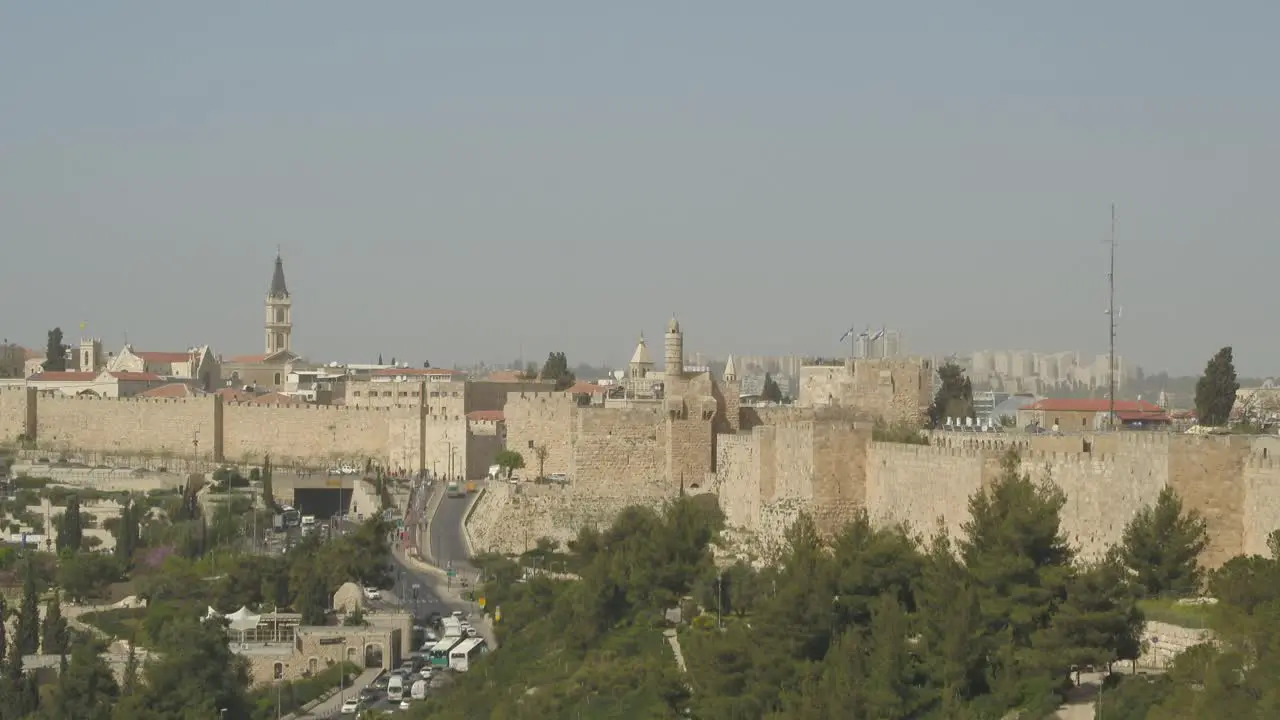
386;674;404;701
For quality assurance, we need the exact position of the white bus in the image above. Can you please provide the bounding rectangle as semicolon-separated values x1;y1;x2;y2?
448;637;488;673
428;637;465;670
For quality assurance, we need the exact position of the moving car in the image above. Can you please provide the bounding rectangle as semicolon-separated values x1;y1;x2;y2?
339;697;360;714
363;586;381;601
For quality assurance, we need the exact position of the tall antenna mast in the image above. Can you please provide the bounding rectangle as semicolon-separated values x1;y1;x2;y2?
1107;203;1117;429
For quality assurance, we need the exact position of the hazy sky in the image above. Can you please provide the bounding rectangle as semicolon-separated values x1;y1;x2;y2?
3;2;1278;375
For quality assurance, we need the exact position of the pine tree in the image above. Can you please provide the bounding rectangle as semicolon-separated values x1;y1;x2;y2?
16;561;40;655
57;494;84;554
3;634;32;719
1120;487;1210;597
53;638;118;720
41;594;69;656
1194;346;1239;426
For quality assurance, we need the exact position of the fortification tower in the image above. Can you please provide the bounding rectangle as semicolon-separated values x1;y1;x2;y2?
265;253;292;354
664;316;683;380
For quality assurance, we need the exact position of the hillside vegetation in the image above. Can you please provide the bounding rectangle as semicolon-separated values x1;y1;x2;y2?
413;451;1280;719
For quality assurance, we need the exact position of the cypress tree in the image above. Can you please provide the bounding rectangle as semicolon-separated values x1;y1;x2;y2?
56;494;84;554
41;594;69;656
15;562;40;655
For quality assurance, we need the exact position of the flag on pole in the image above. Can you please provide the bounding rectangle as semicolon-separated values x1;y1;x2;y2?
838;326;858;342
869;328;885;342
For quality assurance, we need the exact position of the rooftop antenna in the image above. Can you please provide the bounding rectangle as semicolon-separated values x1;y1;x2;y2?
1105;204;1118;429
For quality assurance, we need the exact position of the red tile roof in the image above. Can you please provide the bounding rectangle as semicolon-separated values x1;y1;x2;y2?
28;371;97;382
1028;398;1164;413
371;368;461;378
215;388;259;403
466;410;505;422
139;383;200;398
108;372;163;382
566;381;606;395
136;351;192;363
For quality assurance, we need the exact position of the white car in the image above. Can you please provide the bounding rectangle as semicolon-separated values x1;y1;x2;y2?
340;464;359;475
466;627;478;638
363;587;381;601
340;697;360;714
399;699;412;710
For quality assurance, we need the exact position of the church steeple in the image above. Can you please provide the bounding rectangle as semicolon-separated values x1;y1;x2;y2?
265;253;293;355
269;252;289;298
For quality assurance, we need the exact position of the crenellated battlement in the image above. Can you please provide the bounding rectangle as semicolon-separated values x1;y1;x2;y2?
1022;449;1113;465
223;400;390;412
40;394;216;406
869;442;985;460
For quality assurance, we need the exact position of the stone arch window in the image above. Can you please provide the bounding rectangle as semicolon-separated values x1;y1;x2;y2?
275;307;285;323
274;372;282;385
273;662;284;680
308;657;318;674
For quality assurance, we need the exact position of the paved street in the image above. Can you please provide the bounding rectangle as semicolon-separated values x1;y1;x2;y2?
297;667;381;717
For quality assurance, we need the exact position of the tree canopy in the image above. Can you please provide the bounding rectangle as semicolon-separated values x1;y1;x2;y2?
539;352;576;391
41;328;67;372
928;361;975;427
1194;346;1239;426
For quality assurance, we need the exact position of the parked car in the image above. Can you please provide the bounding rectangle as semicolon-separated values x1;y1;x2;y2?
339;697;360;714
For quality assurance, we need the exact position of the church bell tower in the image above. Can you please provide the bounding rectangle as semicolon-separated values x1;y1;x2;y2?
265;253;292;355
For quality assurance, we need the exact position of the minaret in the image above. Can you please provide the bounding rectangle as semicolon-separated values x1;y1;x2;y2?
664;316;683;380
265;253;292;355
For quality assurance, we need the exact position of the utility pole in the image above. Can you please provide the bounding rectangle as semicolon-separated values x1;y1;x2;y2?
1107;204;1118;430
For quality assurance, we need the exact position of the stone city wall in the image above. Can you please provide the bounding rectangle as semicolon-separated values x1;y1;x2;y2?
467;481;669;556
0;388;30;442
574;407;665;493
3;389;506;477
502;391;576;478
36;394;220;458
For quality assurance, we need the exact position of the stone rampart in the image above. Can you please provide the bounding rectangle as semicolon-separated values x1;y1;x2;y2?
575;407;664;493
503;391;576;478
467;481;670;555
0;388;30;442
36;394;219;459
220;402;391;466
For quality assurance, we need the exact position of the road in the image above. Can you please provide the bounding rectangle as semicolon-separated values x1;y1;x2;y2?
297;667;382;717
428;490;474;574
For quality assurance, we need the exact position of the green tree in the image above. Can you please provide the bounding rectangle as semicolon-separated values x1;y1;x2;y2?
493;449;525;479
49;638;118;720
959;450;1073;710
120;639;139;697
2;634;35;720
261;453;275;510
761;373;783;403
42;328;67;372
15;561;40;655
40;594;69;656
1042;552;1144;673
132;616;250;718
1119;487;1209;597
1194;346;1239;426
928;361;975;427
56;494;84;554
539;351;576;391
112;500;139;566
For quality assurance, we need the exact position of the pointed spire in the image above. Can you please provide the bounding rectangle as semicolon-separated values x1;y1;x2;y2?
723;354;738;382
630;333;654;366
667;315;680;334
269;253;289;298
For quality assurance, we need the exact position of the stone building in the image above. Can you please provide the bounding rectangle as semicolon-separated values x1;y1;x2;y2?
109;344;221;392
796;356;934;424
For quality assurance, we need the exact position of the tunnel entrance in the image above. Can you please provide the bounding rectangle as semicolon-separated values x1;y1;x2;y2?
292;487;355;519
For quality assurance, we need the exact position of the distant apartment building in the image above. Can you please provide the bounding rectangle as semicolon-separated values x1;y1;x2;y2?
969;349;1127;394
